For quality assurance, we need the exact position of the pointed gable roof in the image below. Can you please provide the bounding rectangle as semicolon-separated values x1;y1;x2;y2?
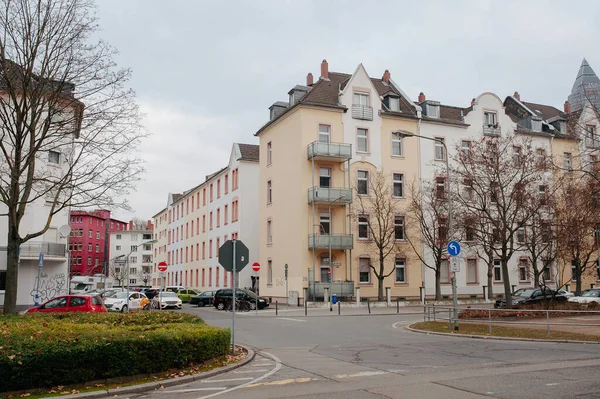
568;58;600;112
571;58;600;93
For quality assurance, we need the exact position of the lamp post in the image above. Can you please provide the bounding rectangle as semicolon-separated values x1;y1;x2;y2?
327;195;345;310
394;131;457;330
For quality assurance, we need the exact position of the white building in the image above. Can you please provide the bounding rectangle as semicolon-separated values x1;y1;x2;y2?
109;222;154;287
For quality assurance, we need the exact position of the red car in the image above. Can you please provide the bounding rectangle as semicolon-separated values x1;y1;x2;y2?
26;295;107;313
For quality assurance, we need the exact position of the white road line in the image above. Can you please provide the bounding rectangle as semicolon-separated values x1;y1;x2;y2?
279;317;307;322
196;352;282;399
159;388;227;393
253;363;271;366
335;370;388;379
201;377;253;383
233;369;268;373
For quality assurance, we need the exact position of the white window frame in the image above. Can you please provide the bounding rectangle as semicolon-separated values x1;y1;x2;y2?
267;219;272;244
434;138;445;161
392;173;403;197
267;260;273;285
391;132;403;156
460;140;471;158
267;180;272;204
395;258;406;283
319;124;330;143
319;167;331;188
394;215;405;241
357;170;368;195
48;150;60;164
359;257;371;283
358;215;369;239
389;96;400;112
519;259;529;282
484;111;497;126
493;260;502;282
440;260;449;283
357;128;368;153
466;259;477;284
267;142;272;165
353;92;369;106
320;213;331;235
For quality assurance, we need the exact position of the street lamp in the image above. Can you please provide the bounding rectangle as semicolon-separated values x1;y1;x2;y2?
394;131;458;330
327;195;345;311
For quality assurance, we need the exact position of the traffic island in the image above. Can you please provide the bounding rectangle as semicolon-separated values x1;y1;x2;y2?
408;321;600;343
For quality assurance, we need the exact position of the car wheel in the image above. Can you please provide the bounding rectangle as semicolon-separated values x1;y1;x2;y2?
249;302;257;310
217;302;225;310
198;301;205;307
121;305;128;313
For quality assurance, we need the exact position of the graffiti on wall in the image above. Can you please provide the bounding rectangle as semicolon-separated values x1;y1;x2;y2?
29;272;67;302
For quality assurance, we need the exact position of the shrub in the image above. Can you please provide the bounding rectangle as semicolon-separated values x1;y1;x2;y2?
0;312;230;392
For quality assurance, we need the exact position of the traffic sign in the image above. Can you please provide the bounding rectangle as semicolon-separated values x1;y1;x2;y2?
447;241;461;257
219;240;249;272
450;257;460;272
252;262;260;272
38;253;44;269
157;261;168;272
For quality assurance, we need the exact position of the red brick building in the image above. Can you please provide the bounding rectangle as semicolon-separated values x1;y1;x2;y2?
68;210;127;277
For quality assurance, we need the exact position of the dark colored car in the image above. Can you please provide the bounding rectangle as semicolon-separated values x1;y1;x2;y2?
190;290;215;307
494;288;568;308
213;289;269;310
141;288;159;300
26;295;107;313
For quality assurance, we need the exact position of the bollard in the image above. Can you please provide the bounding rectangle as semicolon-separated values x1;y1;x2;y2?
276;301;278;316
546;310;550;336
397;298;400;314
305;296;307;316
338;300;341;315
423;304;427;322
433;303;436;321
488;309;492;335
448;308;452;331
367;298;371;314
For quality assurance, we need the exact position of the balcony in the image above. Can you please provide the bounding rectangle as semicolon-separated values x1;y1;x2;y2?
308;234;354;250
483;124;501;136
19;242;66;259
308;187;352;204
352;104;373;121
307;141;352;162
586;138;600;149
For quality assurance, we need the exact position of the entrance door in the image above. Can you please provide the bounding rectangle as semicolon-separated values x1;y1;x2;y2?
320;256;330;282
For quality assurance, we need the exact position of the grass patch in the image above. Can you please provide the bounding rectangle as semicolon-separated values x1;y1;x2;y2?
411;321;600;342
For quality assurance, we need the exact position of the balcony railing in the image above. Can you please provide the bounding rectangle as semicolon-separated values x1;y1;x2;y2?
483;124;501;136
308;234;354;250
586;138;600;149
307;141;352;160
19;242;66;258
352;104;373;121
308;187;352;204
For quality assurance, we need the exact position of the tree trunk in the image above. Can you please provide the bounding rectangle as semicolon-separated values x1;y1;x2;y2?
434;266;441;301
487;268;494;299
576;259;582;296
3;225;21;314
378;250;385;301
501;258;512;307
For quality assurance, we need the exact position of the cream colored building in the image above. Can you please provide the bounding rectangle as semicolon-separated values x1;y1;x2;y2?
256;60;423;302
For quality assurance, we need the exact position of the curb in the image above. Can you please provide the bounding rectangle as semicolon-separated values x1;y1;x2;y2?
41;345;256;399
404;325;600;345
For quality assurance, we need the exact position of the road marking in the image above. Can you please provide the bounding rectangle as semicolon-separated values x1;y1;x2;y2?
335;370;387;379
233;369;268;373
279;317;307;322
201;377;253;383
196;352;282;399
160;388;227;393
253;363;271;366
546;383;560;386
393;321;408;329
244;377;318;388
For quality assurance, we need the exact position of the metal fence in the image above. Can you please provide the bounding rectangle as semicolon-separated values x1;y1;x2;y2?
424;304;600;336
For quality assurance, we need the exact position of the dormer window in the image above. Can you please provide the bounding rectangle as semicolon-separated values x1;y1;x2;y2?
386;96;400;112
423;101;440;119
531;119;542;132
289;94;295;106
484;111;498;127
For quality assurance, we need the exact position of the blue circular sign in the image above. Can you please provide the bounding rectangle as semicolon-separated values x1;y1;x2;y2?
447;241;461;257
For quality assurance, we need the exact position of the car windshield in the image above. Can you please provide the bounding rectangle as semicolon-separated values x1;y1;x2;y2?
73;283;88;290
112;292;128;299
582;290;600;297
160;292;177;298
244;290;257;299
515;289;536;297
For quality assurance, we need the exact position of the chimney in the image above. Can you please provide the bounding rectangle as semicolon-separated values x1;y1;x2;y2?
514;91;520;101
418;92;426;103
129;221;133;231
471;98;476;106
306;72;313;86
320;59;329;80
564;100;571;114
382;69;390;84
146;220;153;230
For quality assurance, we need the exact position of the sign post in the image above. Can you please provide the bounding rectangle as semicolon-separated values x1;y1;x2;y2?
35;253;44;306
285;263;289;306
219;240;249;354
157;261;168;311
252;262;260;315
447;241;461;331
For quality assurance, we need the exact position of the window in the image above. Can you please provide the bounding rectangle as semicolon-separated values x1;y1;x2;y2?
217;208;220;227
319;124;330;143
460;140;471;158
95;244;99;253
130;245;138;252
358;215;369;239
224;204;228;224
536;148;547;168
538;185;548;205
88;243;92;251
209;239;213;258
130;266;137;274
267;180;272;204
462;178;474;201
389;97;400;112
210;212;213;230
319;168;331;188
571;260;578;281
203;188;206;205
210;183;213;202
357;170;368;195
267;260;273;285
543;263;552;281
564;152;572;170
320;213;330;234
392;173;403;197
202;242;205;259
116;245;121;250
467;259;477;283
217;179;221;198
440;260;449;283
512;146;521;167
216;238;220;259
359;258;370;283
484;111;497;126
202;215;206;232
493;260;502;281
88;230;92;238
541;222;550;243
438;217;448;242
267;219;273;244
465;221;475;242
224;174;229;194
392;132;403;156
232;168;239;190
435;176;446;200
395;258;406;283
394;216;404;240
434;138;445;161
517;226;525;244
357;128;368;152
514;258;527;282
48;150;60;164
87;257;92;265
232;200;239;221
354;92;369;106
267;142;272;165
490;182;499;203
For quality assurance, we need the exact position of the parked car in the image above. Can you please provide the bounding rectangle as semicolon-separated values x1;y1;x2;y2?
164;285;186;293
151;292;183;310
568;289;600;304
494;287;567;308
557;289;575;298
26;295;107;313
141;288;160;300
213;289;269;310
104;291;149;312
190;290;215;307
176;289;199;303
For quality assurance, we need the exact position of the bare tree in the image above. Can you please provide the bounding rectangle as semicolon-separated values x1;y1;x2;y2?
452;134;545;307
353;171;405;301
130;217;150;230
405;179;448;301
0;0;147;313
108;259;125;288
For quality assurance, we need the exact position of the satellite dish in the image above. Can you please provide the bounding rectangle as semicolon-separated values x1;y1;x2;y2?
58;225;71;238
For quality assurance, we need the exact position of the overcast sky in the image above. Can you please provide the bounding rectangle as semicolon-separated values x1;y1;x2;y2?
95;0;600;222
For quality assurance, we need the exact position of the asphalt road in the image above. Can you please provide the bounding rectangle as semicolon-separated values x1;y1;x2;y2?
127;304;600;399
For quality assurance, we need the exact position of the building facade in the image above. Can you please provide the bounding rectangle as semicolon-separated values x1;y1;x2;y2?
108;221;154;288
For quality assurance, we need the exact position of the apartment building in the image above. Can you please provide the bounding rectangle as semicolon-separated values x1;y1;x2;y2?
151;207;168;287
68;210;127;278
152;143;259;292
256;60;423;303
108;221;154;287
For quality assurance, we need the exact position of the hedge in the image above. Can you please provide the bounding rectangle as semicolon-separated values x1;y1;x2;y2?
0;312;231;392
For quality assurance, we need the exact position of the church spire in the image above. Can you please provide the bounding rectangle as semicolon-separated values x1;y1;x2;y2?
568;58;600;112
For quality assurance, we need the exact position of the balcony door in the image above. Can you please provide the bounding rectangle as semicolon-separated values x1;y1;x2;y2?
320;256;330;282
319;167;331;188
320;213;330;234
